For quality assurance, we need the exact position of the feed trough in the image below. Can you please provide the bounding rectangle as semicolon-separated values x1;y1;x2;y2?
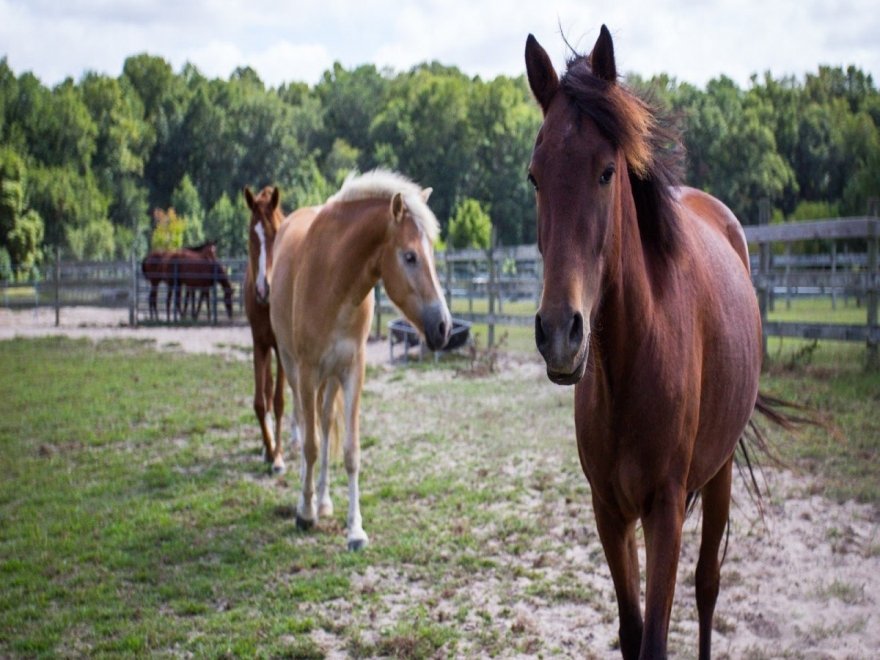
388;317;472;362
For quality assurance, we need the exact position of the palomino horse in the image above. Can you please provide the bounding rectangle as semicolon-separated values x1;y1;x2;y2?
270;170;451;550
526;27;772;658
243;185;287;473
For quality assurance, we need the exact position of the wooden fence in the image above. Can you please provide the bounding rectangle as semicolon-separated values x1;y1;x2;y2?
2;215;877;366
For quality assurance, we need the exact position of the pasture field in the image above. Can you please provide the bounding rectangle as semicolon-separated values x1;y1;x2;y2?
0;335;877;657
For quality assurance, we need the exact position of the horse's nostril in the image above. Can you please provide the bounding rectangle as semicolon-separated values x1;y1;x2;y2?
438;320;447;340
535;314;547;349
569;312;584;346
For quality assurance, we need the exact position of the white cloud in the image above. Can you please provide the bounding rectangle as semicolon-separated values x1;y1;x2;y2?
0;0;877;88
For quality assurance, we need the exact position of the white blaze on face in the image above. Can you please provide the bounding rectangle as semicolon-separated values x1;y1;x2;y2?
255;222;268;299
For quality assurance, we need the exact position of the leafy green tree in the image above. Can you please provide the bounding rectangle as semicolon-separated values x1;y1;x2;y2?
0;146;44;277
66;217;115;261
316;63;388;168
464;75;540;244
370;64;474;229
150;208;185;251
324;138;360;186
448;198;491;249
205;192;244;257
171;174;205;245
30;80;98;171
28;166;111;258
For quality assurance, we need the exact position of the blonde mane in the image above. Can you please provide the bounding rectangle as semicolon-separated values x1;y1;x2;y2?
328;169;440;242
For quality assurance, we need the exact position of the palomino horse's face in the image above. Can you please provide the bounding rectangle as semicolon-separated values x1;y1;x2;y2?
526;33;619;385
380;193;452;351
244;186;281;304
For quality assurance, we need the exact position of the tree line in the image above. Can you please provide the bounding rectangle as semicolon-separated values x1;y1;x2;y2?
0;52;878;279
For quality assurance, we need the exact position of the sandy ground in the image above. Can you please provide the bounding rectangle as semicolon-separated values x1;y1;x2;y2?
0;306;391;364
3;306;878;657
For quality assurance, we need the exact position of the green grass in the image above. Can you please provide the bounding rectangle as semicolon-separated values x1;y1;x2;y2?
766;295;868;325
0;334;876;655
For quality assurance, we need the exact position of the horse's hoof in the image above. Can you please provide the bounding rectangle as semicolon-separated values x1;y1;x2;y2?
347;538;367;552
295;515;314;531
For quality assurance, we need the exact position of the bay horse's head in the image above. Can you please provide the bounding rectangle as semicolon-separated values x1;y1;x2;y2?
244;185;282;304
525;26;681;385
378;183;452;352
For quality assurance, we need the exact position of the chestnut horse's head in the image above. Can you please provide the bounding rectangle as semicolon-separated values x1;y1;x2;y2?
525;26;681;385
244;185;282;305
378;184;452;352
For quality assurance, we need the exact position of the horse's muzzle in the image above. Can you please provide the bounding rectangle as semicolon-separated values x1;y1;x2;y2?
422;301;452;351
535;310;588;385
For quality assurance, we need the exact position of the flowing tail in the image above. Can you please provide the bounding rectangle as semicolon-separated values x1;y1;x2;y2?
737;391;822;519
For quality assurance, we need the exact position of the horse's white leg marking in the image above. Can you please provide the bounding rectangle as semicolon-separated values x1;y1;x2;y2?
254;223;268;300
342;360;368;550
317;381;339;519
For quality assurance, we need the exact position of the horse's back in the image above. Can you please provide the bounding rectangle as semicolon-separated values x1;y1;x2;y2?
678;187;750;272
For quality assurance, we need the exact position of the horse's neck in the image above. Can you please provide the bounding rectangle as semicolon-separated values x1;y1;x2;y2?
594;186;659;385
310;200;389;308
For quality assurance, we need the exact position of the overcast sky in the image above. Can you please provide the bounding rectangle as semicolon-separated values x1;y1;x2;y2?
2;0;878;90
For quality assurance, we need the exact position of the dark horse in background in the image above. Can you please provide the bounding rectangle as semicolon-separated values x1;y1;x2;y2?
525;26;802;659
141;242;234;321
243;185;288;473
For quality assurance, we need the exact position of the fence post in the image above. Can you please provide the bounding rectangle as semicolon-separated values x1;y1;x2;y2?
868;219;878;370
756;200;771;362
173;261;179;323
831;241;838;311
487;229;497;348
130;251;137;327
54;246;61;327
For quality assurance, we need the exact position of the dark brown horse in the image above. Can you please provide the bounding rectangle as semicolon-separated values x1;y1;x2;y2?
526;27;772;659
244;185;288;473
141;243;233;321
172;248;234;321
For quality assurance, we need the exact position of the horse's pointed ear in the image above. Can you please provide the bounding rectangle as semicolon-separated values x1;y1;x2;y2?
525;34;559;114
421;187;433;203
270;186;280;210
590;25;617;83
244;186;255;210
391;192;404;223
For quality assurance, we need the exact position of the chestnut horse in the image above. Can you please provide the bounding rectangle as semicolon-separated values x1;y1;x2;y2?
141;244;233;321
142;242;213;321
526;27;769;658
270;170;451;550
243;185;287;473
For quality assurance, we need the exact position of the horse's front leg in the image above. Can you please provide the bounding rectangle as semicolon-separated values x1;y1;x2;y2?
341;354;368;551
295;381;318;530
641;483;687;659
594;501;643;660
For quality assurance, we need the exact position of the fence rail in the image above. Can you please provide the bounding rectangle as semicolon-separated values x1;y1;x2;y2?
2;215;878;367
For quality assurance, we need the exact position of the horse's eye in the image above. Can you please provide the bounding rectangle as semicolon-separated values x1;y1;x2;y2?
527;172;539;191
403;251;418;266
599;166;616;186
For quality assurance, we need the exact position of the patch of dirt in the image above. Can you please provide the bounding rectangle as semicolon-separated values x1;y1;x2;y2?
5;306;878;657
0;306;390;364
